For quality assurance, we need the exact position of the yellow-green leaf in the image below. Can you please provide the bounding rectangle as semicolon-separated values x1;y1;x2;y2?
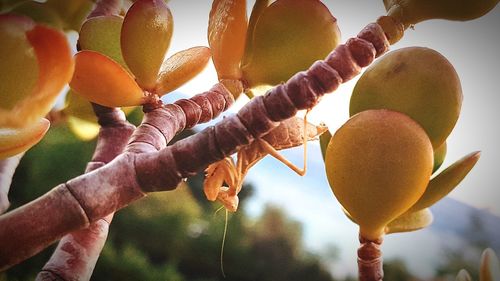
67;116;100;141
79;15;128;69
11;1;63;29
433;141;447;173
121;0;173;90
350;47;462;149
70;50;145;107
242;0;271;66
325;109;433;240
64;89;97;123
386;208;433;234
456;269;473;281
241;0;340;87
155;46;211;96
384;0;499;28
2;21;74;128
0;118;49;159
208;0;247;80
409;151;481;213
319;126;331;162
46;0;93;30
0;15;38;112
480;248;500;281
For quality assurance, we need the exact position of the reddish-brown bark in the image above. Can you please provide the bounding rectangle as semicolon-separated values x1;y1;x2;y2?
35;85;233;280
37;105;135;281
127;83;233;154
0;19;399;271
358;236;384;281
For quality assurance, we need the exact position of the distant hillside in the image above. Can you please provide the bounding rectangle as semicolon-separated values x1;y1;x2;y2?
430;197;500;252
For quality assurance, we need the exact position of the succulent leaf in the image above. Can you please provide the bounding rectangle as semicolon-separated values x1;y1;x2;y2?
350;47;462;149
409;151;481;213
70;50;145;107
208;0;247;80
325;109;433;240
155;46;211;96
0;118;49;159
384;0;499;28
386;208;433;234
79;15;128;69
241;0;340;87
121;0;173;90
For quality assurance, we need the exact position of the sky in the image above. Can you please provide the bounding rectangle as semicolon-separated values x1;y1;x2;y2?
163;0;500;279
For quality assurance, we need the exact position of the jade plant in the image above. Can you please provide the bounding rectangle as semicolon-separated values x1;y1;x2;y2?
322;46;481;280
0;0;498;280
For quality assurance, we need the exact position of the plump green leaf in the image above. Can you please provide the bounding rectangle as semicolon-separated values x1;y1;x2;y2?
0;118;49;159
121;0;173;90
208;0;247;80
0;15;38;111
350;47;462;149
386;208;433;234
11;1;63;29
325;110;433;240
409;151;481;212
319;126;331;162
384;0;499;27
155;46;211;96
433;141;447;173
46;0;93;30
71;50;145;107
241;0;340;87
79;15;128;69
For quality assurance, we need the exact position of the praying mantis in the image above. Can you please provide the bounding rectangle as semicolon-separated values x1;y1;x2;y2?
204;115;327;212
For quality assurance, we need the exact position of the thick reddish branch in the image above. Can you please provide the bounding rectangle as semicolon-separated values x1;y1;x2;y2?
0;19;397;271
0;153;24;214
358;236;384;281
36;105;134;281
126;83;233;154
35;85;233;280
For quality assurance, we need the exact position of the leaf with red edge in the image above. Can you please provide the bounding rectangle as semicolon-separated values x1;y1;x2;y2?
121;0;173;90
155;46;211;96
208;0;247;80
1;20;73;128
70;50;146;107
0;118;49;159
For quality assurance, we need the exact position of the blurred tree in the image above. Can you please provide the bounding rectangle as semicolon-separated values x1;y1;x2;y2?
435;212;493;280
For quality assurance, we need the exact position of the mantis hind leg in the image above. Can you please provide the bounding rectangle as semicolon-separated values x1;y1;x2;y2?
257;111;310;176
